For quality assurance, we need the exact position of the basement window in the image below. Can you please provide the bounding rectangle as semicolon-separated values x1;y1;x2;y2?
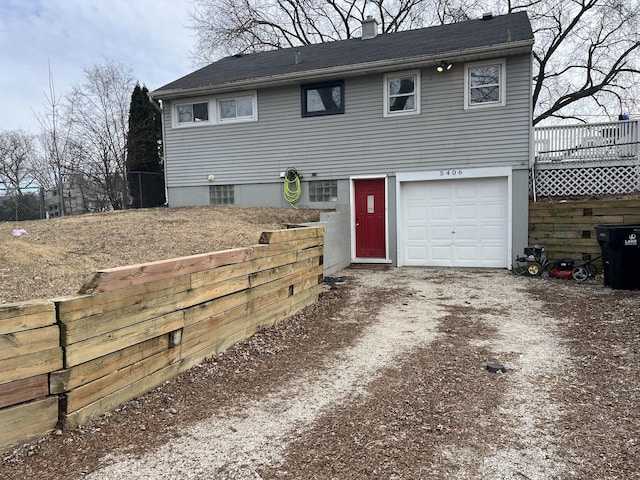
209;185;235;205
309;180;337;202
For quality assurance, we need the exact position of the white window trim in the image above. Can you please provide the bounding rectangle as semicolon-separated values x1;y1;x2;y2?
464;59;506;110
172;91;258;128
383;70;421;117
174;98;212;128
217;91;258;123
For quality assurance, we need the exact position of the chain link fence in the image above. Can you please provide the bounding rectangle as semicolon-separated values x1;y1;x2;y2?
127;171;166;209
1;172;166;222
0;188;44;222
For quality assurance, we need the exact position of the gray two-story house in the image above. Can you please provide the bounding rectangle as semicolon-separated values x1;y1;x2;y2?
152;12;534;269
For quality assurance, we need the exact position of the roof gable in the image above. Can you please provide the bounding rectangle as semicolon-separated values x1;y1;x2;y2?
153;12;533;98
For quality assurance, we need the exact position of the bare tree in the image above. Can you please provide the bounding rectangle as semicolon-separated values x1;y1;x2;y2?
32;62;79;192
190;0;640;123
0;130;36;195
190;0;447;58
67;59;134;210
508;0;640;124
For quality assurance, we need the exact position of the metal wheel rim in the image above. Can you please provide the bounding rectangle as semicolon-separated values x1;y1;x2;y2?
572;266;589;281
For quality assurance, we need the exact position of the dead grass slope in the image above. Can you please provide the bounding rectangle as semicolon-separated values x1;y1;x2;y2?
0;206;322;304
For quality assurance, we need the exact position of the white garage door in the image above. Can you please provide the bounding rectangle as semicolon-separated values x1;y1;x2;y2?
401;177;508;267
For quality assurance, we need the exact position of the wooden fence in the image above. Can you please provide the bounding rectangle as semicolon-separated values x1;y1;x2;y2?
0;226;323;451
529;199;640;262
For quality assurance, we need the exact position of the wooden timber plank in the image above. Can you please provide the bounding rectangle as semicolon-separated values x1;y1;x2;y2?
248;256;320;288
66;347;180;413
181;300;291;365
0;301;56;335
183;258;322;328
64;362;180;430
0;348;62;385
0;325;60;361
181;282;322;373
182;281;296;352
58;275;191;322
50;335;169;394
291;283;323;309
65;312;183;367
531;215;625;225
189;251;296;289
183;273;295;327
179;329;248;374
0;300;55;322
60;281;196;345
178;275;250;311
182;303;250;352
244;290;312;336
0;396;58;451
259;226;323;244
252;237;324;259
0;374;49;409
61;270;242;345
79;247;254;294
297;245;323;263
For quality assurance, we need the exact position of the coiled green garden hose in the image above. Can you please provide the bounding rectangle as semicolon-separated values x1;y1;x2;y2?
283;167;301;208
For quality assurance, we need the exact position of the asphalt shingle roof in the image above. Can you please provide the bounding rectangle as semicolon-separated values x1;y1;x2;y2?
154;12;532;95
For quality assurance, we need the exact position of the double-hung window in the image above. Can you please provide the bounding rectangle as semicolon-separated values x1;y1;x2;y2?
383;71;420;116
176;102;209;125
464;60;506;109
218;95;256;122
302;80;344;117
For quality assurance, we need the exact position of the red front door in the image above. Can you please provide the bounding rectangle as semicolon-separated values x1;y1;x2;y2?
355;178;386;258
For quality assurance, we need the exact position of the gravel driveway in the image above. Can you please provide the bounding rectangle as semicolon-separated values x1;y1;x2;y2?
2;267;638;479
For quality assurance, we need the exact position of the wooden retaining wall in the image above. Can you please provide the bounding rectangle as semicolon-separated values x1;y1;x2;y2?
0;301;62;450
0;226;323;451
529;199;640;263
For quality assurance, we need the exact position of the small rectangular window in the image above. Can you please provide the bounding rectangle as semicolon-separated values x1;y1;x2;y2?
177;102;209;124
302;81;344;117
209;185;234;205
218;95;255;121
309;180;337;202
383;71;420;116
464;60;506;109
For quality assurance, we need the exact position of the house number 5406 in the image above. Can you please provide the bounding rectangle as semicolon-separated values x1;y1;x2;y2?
440;169;463;176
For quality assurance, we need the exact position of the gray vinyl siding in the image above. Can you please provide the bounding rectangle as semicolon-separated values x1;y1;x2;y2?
163;53;531;188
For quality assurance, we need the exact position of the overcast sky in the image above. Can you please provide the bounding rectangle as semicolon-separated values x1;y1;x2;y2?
0;0;197;133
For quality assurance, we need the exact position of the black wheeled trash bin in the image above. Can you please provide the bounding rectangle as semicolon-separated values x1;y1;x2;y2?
595;224;640;290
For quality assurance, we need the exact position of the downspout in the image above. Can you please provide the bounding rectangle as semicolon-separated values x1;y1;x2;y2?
159;99;169;206
529;53;537;203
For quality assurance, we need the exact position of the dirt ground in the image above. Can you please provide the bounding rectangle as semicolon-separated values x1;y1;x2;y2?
1;263;639;478
1;207;639;479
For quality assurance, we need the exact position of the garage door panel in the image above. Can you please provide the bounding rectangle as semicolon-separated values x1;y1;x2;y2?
407;226;427;241
431;246;453;263
482;246;505;262
431;225;452;241
456;246;478;261
401;177;508;267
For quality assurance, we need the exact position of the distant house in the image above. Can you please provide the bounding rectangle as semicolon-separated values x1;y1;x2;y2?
152;12;534;268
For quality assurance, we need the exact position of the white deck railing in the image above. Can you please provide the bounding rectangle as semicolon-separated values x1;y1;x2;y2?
535;119;639;163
